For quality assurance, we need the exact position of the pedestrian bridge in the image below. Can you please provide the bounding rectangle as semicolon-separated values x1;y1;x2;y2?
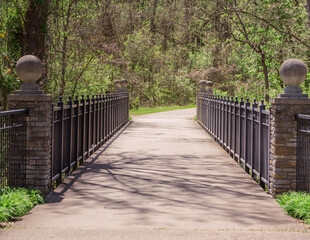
1;108;306;240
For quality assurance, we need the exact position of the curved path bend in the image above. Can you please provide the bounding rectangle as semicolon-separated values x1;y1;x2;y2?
1;108;309;239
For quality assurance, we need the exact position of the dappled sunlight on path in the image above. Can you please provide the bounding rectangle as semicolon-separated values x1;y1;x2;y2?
1;108;308;239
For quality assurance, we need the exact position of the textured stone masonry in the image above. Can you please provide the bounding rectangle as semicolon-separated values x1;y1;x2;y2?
270;97;310;195
8;94;53;194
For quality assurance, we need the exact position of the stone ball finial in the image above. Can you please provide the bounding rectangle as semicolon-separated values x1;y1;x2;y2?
120;79;128;87
198;80;207;88
16;55;43;83
206;81;214;87
278;59;308;98
280;59;307;86
114;79;121;87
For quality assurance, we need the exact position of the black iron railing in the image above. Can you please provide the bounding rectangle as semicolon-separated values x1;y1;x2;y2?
296;114;310;192
197;94;270;190
52;93;129;187
0;109;28;189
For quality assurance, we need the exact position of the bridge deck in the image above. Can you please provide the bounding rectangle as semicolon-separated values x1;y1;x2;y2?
1;109;308;239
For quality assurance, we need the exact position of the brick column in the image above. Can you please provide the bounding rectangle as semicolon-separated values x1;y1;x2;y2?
113;79;121;93
197;80;207;122
7;55;52;194
270;59;309;196
120;79;130;120
206;81;214;95
270;98;310;195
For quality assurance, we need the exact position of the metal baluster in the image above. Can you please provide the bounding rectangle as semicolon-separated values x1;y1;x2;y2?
67;96;73;174
87;95;91;157
259;99;265;188
58;96;64;185
74;96;79;170
81;95;86;162
244;98;250;174
233;97;238;160
92;95;96;154
251;99;258;178
239;97;244;164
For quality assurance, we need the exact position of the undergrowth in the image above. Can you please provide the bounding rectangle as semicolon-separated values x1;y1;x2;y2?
0;187;44;223
276;191;310;224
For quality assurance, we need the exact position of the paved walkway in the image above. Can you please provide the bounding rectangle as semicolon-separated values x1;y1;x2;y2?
1;109;309;239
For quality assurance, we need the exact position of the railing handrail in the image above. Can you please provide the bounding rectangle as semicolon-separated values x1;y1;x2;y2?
0;109;28;116
296;114;310;120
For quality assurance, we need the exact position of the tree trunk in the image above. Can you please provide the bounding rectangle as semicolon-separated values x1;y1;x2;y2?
23;0;50;60
60;0;73;97
261;52;270;103
150;0;158;33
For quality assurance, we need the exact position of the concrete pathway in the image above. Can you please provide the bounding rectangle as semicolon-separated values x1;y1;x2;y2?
1;108;309;239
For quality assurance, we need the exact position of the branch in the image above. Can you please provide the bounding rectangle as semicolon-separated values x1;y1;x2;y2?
223;9;310;49
71;56;94;97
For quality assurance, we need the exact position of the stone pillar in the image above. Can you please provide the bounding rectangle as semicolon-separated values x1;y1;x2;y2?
206;81;214;95
120;79;129;93
197;80;207;122
120;79;129;120
113;79;121;93
7;55;52;194
270;59;310;196
198;80;207;95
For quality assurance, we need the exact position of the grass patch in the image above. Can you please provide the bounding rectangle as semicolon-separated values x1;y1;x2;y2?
276;191;310;224
130;104;196;116
0;187;44;223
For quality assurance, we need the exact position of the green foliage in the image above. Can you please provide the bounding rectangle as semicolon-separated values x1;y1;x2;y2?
0;1;25;107
0;187;44;223
2;0;310;107
277;191;310;224
130;104;196;116
123;28;196;107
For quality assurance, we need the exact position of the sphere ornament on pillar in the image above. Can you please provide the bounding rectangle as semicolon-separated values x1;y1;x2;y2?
15;55;44;94
206;81;214;95
278;59;308;99
198;80;207;94
120;79;128;92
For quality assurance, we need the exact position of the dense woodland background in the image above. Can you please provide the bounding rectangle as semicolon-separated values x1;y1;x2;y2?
1;0;310;109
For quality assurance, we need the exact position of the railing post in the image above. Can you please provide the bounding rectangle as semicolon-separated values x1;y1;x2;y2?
230;96;234;156
225;96;228;151
244;98;250;174
58;96;64;185
67;96;73;174
270;59;310;196
259;100;265;188
239;97;244;163
7;55;53;194
233;97;238;160
87;95;91;157
250;99;258;178
220;96;224;146
96;95;99;147
81;95;86;162
92;95;96;154
74;96;79;170
103;93;107;142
